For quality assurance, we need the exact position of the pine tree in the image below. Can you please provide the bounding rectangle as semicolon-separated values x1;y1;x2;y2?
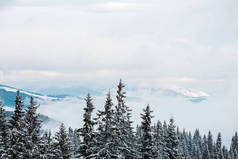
153;120;164;159
187;132;193;157
207;131;214;159
230;132;238;159
77;93;96;158
68;127;80;157
114;79;137;158
8;90;26;159
193;129;203;155
40;130;55;159
0;101;9;159
215;132;224;159
53;123;72;159
192;129;202;159
180;130;192;159
164;117;181;159
222;146;230;159
203;144;211;159
94;91;120;158
23;96;42;159
140;105;157;159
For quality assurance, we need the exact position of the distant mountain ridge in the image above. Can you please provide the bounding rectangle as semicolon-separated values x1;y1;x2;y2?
0;83;209;108
0;84;60;127
0;84;65;107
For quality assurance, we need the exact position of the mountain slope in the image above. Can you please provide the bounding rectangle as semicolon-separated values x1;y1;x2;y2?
0;84;63;107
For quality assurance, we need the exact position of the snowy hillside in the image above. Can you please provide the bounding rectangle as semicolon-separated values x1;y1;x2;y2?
0;84;64;107
0;84;61;128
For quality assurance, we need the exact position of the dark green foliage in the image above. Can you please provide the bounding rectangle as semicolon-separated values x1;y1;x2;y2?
23;96;42;158
77;93;96;158
8;90;26;159
164;118;181;159
40;130;55;159
53;123;72;159
207;131;214;159
94;91;120;158
114;79;137;159
68;127;81;157
153;120;164;159
140;105;157;159
215;132;224;159
0;101;9;158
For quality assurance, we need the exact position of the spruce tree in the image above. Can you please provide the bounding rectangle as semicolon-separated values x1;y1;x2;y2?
68;127;80;157
8;90;26;159
0;101;9;159
192;129;202;159
207;131;214;159
222;146;229;159
114;79;137;158
215;132;224;159
94;91;119;158
230;132;238;159
179;130;192;159
203;144;211;159
140;105;157;159
23;96;42;159
193;129;203;155
153;120;164;159
77;93;96;158
53;123;72;159
164;117;181;159
40;130;54;159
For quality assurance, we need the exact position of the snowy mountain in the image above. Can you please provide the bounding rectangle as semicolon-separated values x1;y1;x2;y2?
167;86;209;103
126;87;209;103
0;84;64;107
0;84;61;126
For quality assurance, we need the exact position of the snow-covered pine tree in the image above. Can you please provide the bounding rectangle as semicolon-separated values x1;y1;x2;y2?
68;127;80;157
187;132;193;157
179;130;192;159
53;123;72;159
215;132;224;159
139;105;157;159
207;131;214;159
40;130;55;159
68;127;74;153
230;132;238;159
176;127;185;159
230;149;238;159
114;79;137;159
164;117;181;159
0;135;8;159
193;129;203;155
163;121;168;137
191;129;202;159
192;145;202;159
0;101;9;159
94;91;120;158
222;146;230;159
162;120;171;158
136;125;142;140
23;96;42;159
203;144;211;159
77;93;96;158
153;120;164;159
8;90;26;159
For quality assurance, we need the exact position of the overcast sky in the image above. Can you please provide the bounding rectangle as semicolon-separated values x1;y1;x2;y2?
0;0;238;144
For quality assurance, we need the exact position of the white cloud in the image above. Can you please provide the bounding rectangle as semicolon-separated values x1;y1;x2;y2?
94;2;140;11
170;86;209;98
0;0;238;145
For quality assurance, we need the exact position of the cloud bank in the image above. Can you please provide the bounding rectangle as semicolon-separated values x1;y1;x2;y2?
0;0;238;146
